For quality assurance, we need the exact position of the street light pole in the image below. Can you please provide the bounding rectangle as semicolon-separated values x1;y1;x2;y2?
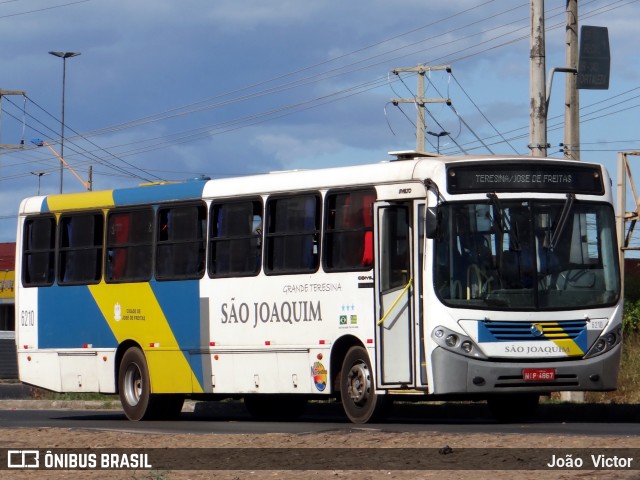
427;131;449;154
49;51;80;194
30;171;49;195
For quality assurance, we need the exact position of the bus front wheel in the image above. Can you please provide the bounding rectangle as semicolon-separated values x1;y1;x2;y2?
340;346;387;423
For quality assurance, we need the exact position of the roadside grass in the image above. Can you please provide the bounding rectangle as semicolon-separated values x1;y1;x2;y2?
30;390;114;402
585;330;640;404
579;296;640;404
30;389;120;408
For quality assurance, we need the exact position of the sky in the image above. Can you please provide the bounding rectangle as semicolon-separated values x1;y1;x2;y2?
0;0;639;244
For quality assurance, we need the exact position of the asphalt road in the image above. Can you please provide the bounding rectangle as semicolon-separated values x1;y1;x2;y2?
1;400;640;436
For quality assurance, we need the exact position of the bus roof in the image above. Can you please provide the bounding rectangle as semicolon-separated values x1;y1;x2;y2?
18;153;599;214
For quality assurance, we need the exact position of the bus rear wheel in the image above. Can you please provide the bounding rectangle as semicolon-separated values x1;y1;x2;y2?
118;347;185;421
340;346;387;423
119;347;151;421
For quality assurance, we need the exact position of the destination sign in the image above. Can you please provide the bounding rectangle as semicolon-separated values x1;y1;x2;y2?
446;162;604;195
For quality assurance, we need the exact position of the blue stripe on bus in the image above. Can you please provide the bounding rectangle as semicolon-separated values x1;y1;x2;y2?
573;327;588;353
38;286;118;349
150;279;205;390
112;181;208;206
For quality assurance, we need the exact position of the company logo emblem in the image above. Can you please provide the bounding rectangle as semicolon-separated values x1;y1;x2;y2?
312;361;327;392
530;323;545;338
114;303;121;322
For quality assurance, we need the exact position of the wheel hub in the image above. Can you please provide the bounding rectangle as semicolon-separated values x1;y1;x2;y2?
347;361;371;405
123;365;142;406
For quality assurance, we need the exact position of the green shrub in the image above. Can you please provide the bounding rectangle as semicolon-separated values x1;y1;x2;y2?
623;299;640;333
586;331;640;403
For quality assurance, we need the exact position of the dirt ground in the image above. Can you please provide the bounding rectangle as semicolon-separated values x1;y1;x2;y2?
1;401;640;480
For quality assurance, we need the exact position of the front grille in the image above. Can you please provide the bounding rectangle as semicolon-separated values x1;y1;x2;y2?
480;320;586;342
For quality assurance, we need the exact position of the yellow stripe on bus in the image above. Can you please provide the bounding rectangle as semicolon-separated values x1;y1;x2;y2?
542;322;584;356
88;282;204;394
46;190;115;211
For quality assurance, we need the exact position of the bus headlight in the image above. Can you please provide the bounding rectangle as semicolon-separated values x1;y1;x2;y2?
431;326;486;359
584;325;623;359
445;334;458;347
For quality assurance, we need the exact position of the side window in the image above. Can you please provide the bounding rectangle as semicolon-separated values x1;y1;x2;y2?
22;216;56;287
265;193;320;274
209;199;262;277
105;208;153;283
156;204;206;280
324;189;375;272
58;213;104;285
379;205;411;292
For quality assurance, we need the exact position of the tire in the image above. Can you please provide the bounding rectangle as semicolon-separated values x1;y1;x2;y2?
118;347;186;421
244;394;308;421
487;394;540;423
118;347;151;421
340;345;387;424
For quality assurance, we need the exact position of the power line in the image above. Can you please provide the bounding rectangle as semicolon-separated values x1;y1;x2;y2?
449;72;520;154
0;0;93;20
1;0;636;173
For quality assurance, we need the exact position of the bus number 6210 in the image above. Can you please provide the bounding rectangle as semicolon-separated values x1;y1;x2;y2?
20;310;35;327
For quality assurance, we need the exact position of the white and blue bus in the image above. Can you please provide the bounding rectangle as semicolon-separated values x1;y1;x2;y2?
15;152;622;422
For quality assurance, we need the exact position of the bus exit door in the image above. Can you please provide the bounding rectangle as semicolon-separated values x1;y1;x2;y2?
374;201;415;387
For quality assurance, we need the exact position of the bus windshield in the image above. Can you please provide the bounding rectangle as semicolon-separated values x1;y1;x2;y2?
434;198;620;310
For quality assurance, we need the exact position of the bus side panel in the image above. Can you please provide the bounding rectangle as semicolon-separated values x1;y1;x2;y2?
38;286;118;349
59;353;101;391
207;351;316;394
54;351;116;393
17;351;62;392
19;278;209;396
15;284;39;351
150;280;206;393
16;278;66;391
205;272;374;395
88;281;206;394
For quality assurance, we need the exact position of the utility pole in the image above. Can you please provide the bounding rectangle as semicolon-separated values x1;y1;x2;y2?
530;0;547;157
0;90;27;149
49;51;81;194
391;65;451;152
564;0;580;160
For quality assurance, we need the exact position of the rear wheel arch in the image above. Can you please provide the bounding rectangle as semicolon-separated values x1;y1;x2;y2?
116;342;185;421
330;335;365;393
115;340;142;394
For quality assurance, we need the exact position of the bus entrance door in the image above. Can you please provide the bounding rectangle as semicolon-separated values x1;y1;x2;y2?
374;202;414;387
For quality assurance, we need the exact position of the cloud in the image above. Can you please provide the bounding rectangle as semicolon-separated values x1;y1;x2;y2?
202;1;322;31
0;0;639;245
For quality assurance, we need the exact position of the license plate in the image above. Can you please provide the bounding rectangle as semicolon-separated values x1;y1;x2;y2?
522;368;555;381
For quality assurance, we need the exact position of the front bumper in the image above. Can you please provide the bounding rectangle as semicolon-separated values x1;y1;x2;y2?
430;344;621;394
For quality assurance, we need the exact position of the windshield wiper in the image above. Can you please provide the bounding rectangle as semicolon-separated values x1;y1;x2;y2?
550;193;575;251
487;193;519;250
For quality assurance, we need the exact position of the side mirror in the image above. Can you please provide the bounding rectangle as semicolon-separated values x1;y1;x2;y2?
424;179;440;239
